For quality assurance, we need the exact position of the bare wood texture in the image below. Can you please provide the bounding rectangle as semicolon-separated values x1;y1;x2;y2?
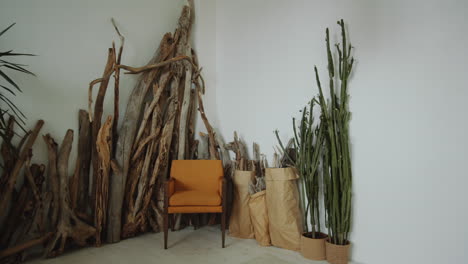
112;18;125;152
119;55;195;75
70;110;92;212
0;233;53;259
177;44;193;159
43;134;59;230
0;119;44;228
45;130;96;257
121;99;176;238
90;48;115;218
95;116;113;246
109;32;175;243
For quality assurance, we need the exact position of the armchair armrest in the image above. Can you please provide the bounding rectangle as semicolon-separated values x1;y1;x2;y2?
166;178;175;198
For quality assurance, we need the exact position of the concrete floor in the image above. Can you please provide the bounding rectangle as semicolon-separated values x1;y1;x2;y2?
28;226;350;264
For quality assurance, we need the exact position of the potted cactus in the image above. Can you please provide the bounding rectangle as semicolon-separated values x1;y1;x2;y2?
315;19;354;264
275;98;327;260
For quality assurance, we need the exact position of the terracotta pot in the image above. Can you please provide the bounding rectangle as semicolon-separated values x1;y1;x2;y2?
300;232;327;260
325;239;351;264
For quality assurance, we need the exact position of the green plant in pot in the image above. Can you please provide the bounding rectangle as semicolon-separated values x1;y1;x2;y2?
315;19;354;264
275;98;327;260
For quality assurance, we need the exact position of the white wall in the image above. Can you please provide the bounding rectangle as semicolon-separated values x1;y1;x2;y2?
2;1;468;263
215;0;468;264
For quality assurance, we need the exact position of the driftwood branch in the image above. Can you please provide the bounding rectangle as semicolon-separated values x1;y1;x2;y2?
0;120;44;227
95;116;113;246
118;55;194;75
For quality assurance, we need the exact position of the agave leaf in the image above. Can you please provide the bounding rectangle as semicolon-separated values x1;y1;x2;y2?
0;23;15;37
0;94;26;120
0;69;22;92
0;51;36;57
2;64;36;76
0;84;16;95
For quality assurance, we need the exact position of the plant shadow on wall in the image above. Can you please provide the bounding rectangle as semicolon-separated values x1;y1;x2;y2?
275;19;355;264
0;23;36;144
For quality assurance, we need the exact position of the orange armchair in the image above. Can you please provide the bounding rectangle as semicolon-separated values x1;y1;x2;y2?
164;160;227;249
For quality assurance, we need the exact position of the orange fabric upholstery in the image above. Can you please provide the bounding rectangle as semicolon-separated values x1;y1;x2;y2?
170;160;223;193
168;206;222;214
168;178;175;198
170;190;221;206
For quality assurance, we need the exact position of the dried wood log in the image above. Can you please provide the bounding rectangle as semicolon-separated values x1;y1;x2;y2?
70;110;92;213
8;164;45;251
177;3;194;159
0;233;53;259
119;55;194;75
122;99;176;238
133;83;165;148
0;117;16;187
0;168;32;246
43;134;59;230
90;48;116;216
122;157;144;234
143;99;176;215
95;116;113;247
0;120;44;228
45;130;96;257
189;139;199;160
187;89;197;157
110;32;175;243
111;18;125;151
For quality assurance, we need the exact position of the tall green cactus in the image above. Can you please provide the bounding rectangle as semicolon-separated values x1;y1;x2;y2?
275;98;325;238
315;19;354;245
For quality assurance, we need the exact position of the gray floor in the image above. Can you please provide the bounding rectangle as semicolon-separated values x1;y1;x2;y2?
28;226;342;264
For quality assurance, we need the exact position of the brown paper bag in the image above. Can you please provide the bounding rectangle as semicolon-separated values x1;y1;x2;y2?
265;167;303;251
248;190;271;246
229;170;254;239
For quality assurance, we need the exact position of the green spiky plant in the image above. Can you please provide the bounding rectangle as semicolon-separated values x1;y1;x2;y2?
0;23;36;144
275;98;325;238
315;19;354;246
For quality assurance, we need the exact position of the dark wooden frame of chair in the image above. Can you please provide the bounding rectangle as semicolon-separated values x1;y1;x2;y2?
163;177;227;249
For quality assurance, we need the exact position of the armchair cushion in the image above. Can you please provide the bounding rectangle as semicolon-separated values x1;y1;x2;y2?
169;190;221;206
170;160;223;193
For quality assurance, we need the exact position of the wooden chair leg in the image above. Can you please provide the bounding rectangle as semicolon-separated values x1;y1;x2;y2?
221;211;226;248
164;212;169;249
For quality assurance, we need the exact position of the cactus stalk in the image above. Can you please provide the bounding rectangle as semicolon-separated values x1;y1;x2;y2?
316;19;354;246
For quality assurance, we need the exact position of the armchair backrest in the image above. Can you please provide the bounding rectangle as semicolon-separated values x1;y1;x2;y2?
170;160;224;193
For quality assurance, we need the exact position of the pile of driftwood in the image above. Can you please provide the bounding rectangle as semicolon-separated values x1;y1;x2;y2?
0;1;230;262
225;131;266;175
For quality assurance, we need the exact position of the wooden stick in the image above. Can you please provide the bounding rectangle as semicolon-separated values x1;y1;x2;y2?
70;110;92;212
43;134;59;229
177;44;193;159
0;233;53;259
112;18;125;152
118;55;194;75
45;130;96;257
95;116;113;246
90;48;116;219
0;120;44;227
